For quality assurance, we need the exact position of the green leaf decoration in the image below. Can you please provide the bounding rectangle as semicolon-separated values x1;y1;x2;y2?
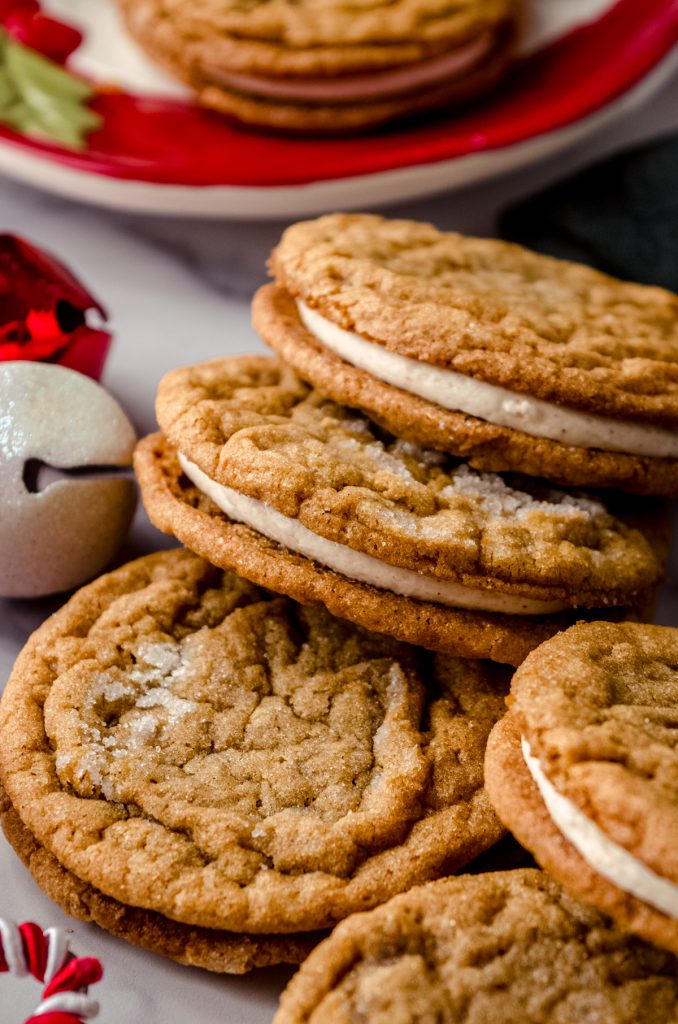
0;30;101;150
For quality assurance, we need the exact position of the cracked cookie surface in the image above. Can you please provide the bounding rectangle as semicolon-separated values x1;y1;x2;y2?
0;787;318;973
117;0;514;51
135;433;660;666
511;622;678;882
271;214;678;423
154;355;664;607
254;283;678;495
485;713;678;957
0;548;507;934
485;622;678;953
273;869;678;1024
115;0;516;75
115;0;518;130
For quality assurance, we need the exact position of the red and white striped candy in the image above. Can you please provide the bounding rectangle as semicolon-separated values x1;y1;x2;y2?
0;919;102;1024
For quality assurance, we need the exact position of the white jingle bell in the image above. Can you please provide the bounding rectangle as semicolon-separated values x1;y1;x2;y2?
0;361;137;598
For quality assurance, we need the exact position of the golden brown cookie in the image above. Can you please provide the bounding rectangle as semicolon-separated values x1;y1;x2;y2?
255;284;678;495
151;354;664;605
135;432;663;666
194;48;514;133
260;215;678;494
485;622;678;955
116;0;519;132
274;869;678;1024
0;788;318;974
0;548;508;937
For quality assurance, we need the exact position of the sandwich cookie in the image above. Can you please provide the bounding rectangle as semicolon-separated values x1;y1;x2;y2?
485;622;678;955
136;355;665;666
0;548;509;946
255;213;678;494
0;788;318;974
116;0;519;132
274;869;678;1024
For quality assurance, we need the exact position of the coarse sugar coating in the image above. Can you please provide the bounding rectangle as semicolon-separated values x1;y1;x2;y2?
0;548;508;935
0;788;318;973
134;433;663;666
271;214;678;424
254;283;678;495
273;869;678;1024
155;355;664;606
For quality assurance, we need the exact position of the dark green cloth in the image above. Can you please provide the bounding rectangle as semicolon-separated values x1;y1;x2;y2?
499;133;678;290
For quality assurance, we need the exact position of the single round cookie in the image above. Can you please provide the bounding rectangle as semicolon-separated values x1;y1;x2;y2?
152;354;664;608
0;788;317;974
116;0;519;132
260;214;678;494
0;548;508;936
134;432;662;667
485;622;678;955
274;869;678;1024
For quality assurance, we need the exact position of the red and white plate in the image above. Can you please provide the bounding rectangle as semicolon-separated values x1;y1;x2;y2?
2;0;678;218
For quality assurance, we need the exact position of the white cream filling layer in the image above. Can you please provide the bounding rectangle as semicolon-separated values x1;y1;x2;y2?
522;737;678;919
297;301;678;460
202;32;491;103
179;452;568;616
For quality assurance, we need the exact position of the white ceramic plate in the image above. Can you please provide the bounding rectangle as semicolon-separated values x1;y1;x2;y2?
0;0;675;217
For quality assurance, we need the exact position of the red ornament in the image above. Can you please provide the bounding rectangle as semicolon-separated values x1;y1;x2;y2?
19;922;48;982
0;1;82;64
0;918;103;1024
43;958;103;999
0;234;111;380
24;1016;85;1024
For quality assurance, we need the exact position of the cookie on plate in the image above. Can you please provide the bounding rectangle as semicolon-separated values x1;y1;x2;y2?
135;355;666;666
0;548;509;953
116;0;519;132
274;869;678;1024
254;213;678;494
485;621;678;955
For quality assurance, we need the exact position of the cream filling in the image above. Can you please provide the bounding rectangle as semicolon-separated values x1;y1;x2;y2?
178;453;568;616
201;32;492;103
522;737;678;919
297;301;678;460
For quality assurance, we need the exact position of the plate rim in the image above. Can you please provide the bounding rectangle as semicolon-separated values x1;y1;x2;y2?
1;26;677;218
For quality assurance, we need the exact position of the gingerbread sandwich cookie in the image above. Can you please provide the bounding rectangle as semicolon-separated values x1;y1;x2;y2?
274;870;678;1024
255;214;678;494
136;356;665;665
0;788;318;974
116;0;519;132
485;621;678;955
0;548;509;949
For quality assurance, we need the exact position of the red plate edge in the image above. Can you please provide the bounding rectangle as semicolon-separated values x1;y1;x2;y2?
1;0;677;188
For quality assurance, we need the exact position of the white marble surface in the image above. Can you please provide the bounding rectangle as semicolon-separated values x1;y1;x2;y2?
1;68;678;1024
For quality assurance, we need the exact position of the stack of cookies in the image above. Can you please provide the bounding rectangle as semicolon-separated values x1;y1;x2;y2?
274;619;678;1024
115;0;521;131
1;214;677;1021
136;212;675;668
